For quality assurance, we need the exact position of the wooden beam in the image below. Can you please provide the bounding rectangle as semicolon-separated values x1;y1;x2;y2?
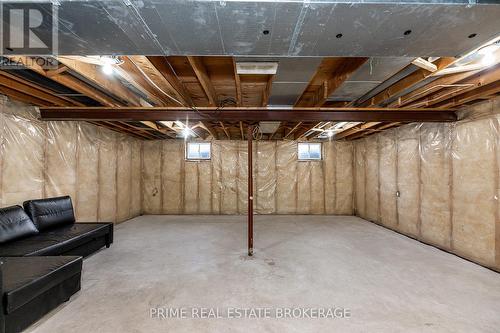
187;56;217;106
262;74;275;107
56;57;142;105
99;121;156;140
0;85;52;106
296;57;368;107
6;56;166;138
45;64;69;77
411;58;437;72
434;80;500;108
8;56;122;106
284;122;303;139
335;57;455;138
130;56;194;106
410;65;500;108
297;57;367;140
346;122;402;140
239;121;245;139
0;71;80;106
115;57;169;106
409;65;499;109
233;59;242;107
387;69;481;108
199;121;218;139
357;57;455;107
334;122;380;140
219;121;231;139
39;107;457;123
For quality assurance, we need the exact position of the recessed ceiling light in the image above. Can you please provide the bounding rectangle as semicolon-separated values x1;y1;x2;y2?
478;43;499;67
468;33;477;39
404;30;412;36
336;33;343;39
482;53;495;66
182;127;191;138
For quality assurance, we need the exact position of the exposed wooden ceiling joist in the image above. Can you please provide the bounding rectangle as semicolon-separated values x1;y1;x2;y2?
132;56;194;106
434;80;500;109
187;56;218;106
262;74;275;107
3;57;165;139
115;57;170;106
0;71;80;106
0;85;52;106
357;57;456;107
345;122;403;140
7;56;122;106
334;57;457;140
56;57;142;105
334;122;380;140
233;59;242;107
295;57;368;107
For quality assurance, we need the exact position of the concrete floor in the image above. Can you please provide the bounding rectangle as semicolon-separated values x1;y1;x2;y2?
27;215;500;333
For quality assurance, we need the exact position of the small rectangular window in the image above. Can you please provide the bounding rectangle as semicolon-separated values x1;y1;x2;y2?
298;142;322;161
186;142;211;160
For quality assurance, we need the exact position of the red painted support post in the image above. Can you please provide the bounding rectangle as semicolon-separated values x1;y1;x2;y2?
247;125;254;256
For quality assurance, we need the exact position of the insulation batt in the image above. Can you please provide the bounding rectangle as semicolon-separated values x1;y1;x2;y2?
353;96;500;271
0;96;141;223
141;140;354;216
1;93;499;272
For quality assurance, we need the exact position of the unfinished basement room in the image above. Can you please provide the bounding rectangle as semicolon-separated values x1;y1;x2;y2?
0;1;499;332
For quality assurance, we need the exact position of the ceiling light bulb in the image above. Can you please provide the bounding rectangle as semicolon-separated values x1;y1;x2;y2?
482;52;495;67
183;127;191;138
327;130;334;138
102;64;114;75
101;56;116;65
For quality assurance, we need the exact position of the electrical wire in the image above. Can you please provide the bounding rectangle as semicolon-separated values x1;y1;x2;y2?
252;125;263;141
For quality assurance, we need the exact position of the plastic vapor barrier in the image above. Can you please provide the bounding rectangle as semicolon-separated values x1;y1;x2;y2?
1;92;499;272
0;96;141;223
141;140;354;215
353;97;500;272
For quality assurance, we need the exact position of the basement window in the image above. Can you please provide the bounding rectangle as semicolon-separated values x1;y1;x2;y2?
298;143;322;161
186;142;211;160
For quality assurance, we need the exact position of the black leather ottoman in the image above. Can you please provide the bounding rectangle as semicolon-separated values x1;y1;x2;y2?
0;256;82;333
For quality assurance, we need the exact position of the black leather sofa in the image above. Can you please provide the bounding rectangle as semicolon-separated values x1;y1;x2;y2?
0;196;113;257
0;196;114;332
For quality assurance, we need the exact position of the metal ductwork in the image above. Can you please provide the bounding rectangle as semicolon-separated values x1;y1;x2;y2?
2;1;499;57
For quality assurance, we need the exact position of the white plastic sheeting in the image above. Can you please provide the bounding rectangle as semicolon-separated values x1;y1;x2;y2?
2;92;498;271
0;96;141;223
141;140;354;215
354;97;500;271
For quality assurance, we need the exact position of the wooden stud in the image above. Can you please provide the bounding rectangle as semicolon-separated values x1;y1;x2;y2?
188;56;218;106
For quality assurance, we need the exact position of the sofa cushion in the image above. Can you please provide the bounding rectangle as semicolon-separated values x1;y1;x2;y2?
1;256;82;314
0;223;112;257
0;206;39;244
23;196;75;231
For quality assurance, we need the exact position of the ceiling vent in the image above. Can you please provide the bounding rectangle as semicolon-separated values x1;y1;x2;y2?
236;62;278;75
259;121;281;134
